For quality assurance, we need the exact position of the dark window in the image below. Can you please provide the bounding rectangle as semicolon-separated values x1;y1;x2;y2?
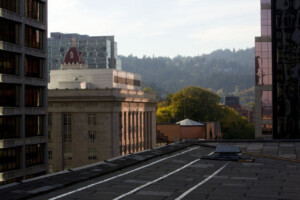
64;147;72;160
25;85;43;107
88;148;97;160
25;115;43;137
48;148;52;160
25;55;44;78
25;144;44;167
25;25;44;50
0;147;21;173
262;124;272;135
88;131;96;143
0;0;18;13
0;83;19;107
25;0;44;22
0;116;20;139
0;18;19;44
63;113;71;142
0;50;19;76
261;91;272;120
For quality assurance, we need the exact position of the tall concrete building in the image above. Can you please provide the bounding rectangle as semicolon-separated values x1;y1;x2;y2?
48;45;156;172
255;0;273;139
48;32;122;71
0;0;48;185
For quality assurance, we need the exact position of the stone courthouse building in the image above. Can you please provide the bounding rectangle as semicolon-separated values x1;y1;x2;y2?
48;44;156;172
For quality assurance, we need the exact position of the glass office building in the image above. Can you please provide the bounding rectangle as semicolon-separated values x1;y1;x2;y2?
48;33;122;71
0;0;48;185
255;0;273;138
272;0;300;138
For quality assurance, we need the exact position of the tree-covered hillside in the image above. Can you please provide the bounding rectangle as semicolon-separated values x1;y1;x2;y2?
120;48;255;104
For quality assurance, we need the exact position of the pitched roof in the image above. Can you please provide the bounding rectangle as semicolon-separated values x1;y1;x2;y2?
176;118;204;126
63;47;85;65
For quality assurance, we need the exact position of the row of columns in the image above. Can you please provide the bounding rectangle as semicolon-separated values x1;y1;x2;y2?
119;111;152;155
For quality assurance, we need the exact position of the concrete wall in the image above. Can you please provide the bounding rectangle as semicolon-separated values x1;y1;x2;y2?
180;126;205;140
156;124;181;143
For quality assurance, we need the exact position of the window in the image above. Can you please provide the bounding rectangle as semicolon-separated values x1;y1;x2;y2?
261;91;272;120
25;144;44;167
0;18;19;44
0;83;19;107
88;148;97;160
63;114;72;142
48;148;52;160
25;85;43;107
0;50;19;76
64;147;72;160
0;0;18;13
25;25;44;50
25;55;44;78
25;115;43;137
88;113;96;125
48;113;52;142
0;147;21;173
88;131;96;143
0;116;20;139
25;0;44;22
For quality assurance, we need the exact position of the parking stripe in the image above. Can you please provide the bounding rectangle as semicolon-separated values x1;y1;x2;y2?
49;147;199;200
113;158;201;200
175;161;230;200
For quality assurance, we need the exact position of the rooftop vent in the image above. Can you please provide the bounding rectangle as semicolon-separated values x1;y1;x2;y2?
202;145;254;162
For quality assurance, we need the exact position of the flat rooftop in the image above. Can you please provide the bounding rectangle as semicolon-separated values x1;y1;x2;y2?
1;140;300;200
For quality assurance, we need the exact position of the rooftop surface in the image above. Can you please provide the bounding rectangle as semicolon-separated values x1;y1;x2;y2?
1;140;300;200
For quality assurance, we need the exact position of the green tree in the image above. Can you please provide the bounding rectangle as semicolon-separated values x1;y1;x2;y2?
171;86;220;122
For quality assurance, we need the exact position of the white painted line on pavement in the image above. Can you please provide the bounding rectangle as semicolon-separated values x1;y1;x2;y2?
175;161;230;200
113;158;201;200
49;147;199;200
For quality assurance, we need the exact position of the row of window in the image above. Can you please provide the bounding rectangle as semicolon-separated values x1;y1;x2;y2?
0;115;44;139
114;76;141;87
25;0;44;22
48;148;97;161
0;144;44;173
0;0;44;22
0;0;18;13
0;50;45;78
0;83;44;107
0;18;45;50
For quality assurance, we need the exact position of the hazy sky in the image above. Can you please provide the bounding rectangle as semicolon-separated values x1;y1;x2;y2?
49;0;260;57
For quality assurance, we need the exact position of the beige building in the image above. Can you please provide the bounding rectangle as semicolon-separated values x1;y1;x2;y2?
48;45;156;173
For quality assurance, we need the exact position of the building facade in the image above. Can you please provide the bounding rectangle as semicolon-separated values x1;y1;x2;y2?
47;45;156;172
48;89;156;173
0;0;48;185
255;0;273;138
272;0;300;138
48;32;122;71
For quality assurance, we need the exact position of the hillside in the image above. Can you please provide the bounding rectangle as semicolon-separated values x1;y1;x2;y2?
120;48;255;104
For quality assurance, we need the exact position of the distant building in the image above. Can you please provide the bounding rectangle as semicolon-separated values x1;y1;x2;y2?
224;96;253;124
48;32;121;71
48;43;141;91
156;119;222;144
0;0;48;185
48;46;156;173
225;96;240;106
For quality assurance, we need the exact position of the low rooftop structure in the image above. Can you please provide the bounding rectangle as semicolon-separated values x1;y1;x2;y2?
1;140;300;200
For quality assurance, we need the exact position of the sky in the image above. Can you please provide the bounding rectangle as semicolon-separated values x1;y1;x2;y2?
49;0;260;58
